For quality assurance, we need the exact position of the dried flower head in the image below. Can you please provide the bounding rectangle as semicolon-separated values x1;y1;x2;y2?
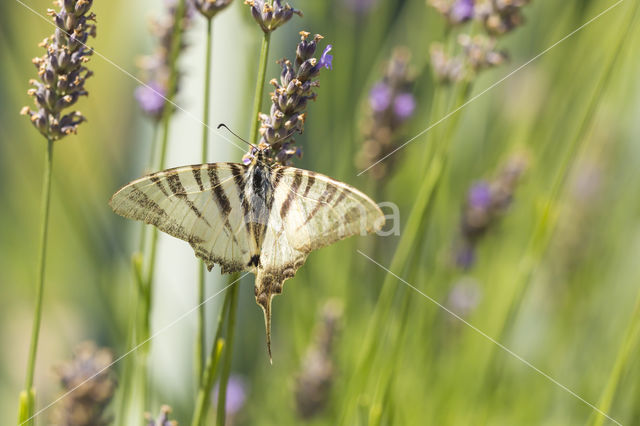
456;154;528;269
135;0;193;119
145;405;178;426
244;31;332;165
51;342;116;426
245;0;302;33
193;0;233;19
429;0;475;25
355;47;416;180
457;34;507;72
430;43;466;84
474;0;531;35
295;301;343;419
430;35;506;84
21;0;96;141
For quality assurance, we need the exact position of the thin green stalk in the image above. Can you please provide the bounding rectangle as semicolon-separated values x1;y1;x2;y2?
216;284;239;426
191;292;231;426
196;17;214;386
589;292;640;426
18;138;54;426
248;31;271;144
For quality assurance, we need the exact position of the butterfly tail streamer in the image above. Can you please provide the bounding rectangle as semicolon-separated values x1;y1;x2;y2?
255;268;289;364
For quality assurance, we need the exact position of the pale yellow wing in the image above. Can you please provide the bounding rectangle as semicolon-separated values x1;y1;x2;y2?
109;163;253;273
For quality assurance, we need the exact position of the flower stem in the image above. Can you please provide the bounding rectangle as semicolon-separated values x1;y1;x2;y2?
191;291;231;426
216;283;239;426
19;137;54;426
196;17;214;387
589;291;640;426
248;31;271;144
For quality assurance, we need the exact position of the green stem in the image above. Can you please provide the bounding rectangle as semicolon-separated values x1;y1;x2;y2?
18;138;54;426
191;292;231;426
216;283;239;426
196;17;214;386
589;292;640;426
248;31;271;144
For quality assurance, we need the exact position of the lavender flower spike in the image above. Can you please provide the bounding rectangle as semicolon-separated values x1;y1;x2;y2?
245;0;303;33
145;405;177;426
243;31;331;165
194;0;232;19
21;0;97;141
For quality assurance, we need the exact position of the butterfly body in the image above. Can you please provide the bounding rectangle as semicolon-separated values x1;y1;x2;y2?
110;150;384;360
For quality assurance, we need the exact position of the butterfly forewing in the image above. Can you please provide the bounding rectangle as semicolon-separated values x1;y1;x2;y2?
109;163;253;273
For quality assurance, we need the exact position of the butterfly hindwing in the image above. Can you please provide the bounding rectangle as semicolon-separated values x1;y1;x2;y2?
253;165;385;359
109;163;253;273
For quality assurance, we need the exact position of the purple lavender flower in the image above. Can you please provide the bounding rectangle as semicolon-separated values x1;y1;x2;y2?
369;83;392;112
393;93;416;120
450;0;474;22
455;243;476;269
135;0;192;120
214;376;247;416
135;82;167;117
246;0;303;33
145;405;177;426
319;45;333;70
21;0;97;140
193;0;232;19
247;32;330;165
468;181;492;209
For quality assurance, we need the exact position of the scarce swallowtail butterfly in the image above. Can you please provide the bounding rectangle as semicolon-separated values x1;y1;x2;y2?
110;147;385;360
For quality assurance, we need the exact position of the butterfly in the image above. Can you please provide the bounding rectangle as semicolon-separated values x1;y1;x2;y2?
110;147;385;359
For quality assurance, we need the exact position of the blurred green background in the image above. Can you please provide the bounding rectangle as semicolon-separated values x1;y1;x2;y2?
2;0;640;424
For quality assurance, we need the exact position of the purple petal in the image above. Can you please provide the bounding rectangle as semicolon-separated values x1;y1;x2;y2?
213;376;247;416
319;45;333;70
393;93;416;119
468;181;492;209
451;0;474;23
369;83;392;112
135;82;166;117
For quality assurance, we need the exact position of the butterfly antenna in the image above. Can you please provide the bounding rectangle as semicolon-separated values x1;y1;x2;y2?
217;123;257;150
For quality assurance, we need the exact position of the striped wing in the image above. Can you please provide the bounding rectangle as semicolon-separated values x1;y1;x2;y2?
254;166;385;359
109;163;252;273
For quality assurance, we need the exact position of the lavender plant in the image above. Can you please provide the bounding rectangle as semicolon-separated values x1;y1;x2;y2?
18;1;96;424
455;154;528;269
134;0;193;121
145;405;177;426
51;343;116;426
295;301;343;420
355;47;416;180
243;31;333;165
211;4;305;425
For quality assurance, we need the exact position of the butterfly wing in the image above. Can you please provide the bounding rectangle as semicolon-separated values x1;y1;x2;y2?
109;163;253;273
255;166;385;360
